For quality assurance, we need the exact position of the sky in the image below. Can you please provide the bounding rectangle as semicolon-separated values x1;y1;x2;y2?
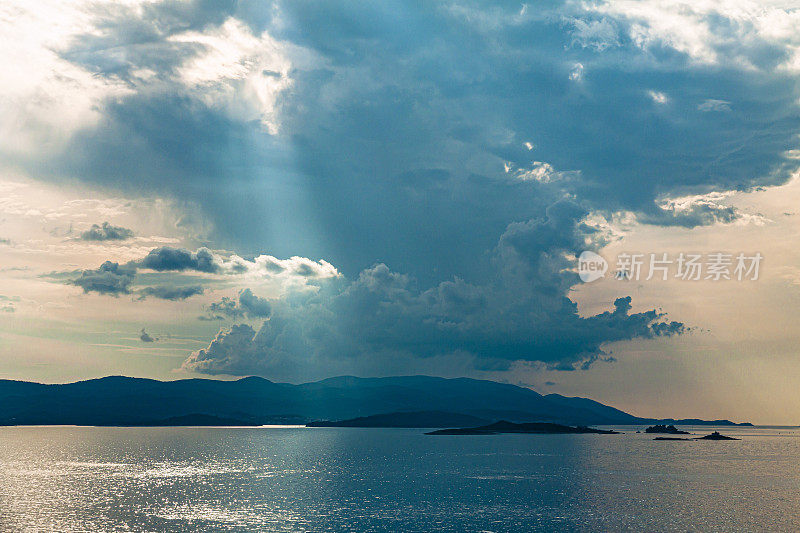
2;0;800;423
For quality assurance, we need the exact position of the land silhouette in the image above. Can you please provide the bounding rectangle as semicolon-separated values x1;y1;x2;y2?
425;420;620;435
0;375;752;427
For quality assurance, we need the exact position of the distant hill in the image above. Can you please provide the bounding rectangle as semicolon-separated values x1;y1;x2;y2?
0;375;751;427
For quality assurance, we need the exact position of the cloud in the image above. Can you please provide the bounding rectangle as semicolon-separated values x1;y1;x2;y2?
201;288;271;320
185;323;254;367
69;241;340;308
568;62;584;82
647;90;669;104
238;288;271;317
588;0;800;71
79;221;134;241
0;1;133;158
226;254;339;280
83;245;334;282
567;16;621;51
137;285;204;301
70;246;333;303
183;201;684;378
139;328;156;343
507;161;576;184
200;296;241;321
183;266;683;378
639;191;764;228
698;99;731;112
137;247;219;273
72;261;136;296
7;0;798;287
0;295;18;312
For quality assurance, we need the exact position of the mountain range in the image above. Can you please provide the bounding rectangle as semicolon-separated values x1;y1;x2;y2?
0;375;750;426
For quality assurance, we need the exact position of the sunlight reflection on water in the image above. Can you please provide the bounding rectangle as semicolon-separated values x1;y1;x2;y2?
0;425;798;531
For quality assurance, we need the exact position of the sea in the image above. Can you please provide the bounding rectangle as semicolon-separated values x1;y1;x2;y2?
0;425;797;532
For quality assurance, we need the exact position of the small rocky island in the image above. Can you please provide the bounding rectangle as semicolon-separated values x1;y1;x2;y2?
653;431;740;441
645;424;690;435
696;431;739;440
426;420;620;435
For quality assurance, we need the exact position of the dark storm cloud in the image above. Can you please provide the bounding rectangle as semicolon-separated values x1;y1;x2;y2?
79;222;134;241
72;261;136;296
183;201;684;377
253;0;800;276
137;285;205;300
183;267;683;378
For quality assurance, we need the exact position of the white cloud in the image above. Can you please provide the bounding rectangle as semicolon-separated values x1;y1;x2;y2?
567;17;621;51
569;62;584;81
648;90;669;104
168;17;294;133
651;190;767;226
225;254;340;284
507;160;578;184
698;99;732;112
588;0;800;72
0;3;296;159
0;1;134;156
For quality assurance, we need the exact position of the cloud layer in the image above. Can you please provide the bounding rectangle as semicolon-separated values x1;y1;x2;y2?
70;246;338;299
6;0;798;378
7;0;798;279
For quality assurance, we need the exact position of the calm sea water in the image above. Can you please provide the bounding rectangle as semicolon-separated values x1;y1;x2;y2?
0;425;798;532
